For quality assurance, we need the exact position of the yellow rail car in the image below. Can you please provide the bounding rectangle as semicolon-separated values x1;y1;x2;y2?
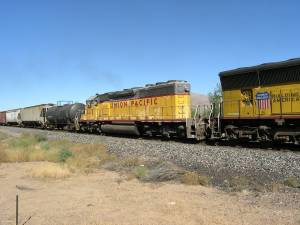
80;80;196;138
218;58;300;144
82;94;191;122
223;83;300;119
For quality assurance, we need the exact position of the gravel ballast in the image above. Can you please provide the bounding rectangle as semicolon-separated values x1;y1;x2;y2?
1;126;300;187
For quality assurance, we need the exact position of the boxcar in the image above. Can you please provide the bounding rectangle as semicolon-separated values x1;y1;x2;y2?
6;109;21;125
0;111;6;125
20;104;54;127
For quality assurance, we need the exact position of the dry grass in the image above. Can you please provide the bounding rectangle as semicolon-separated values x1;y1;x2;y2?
228;176;250;192
181;171;209;186
103;156;141;172
28;163;71;179
0;132;112;174
284;176;300;188
66;144;116;173
0;131;211;187
143;162;185;182
133;165;148;179
0;132;8;141
270;182;284;192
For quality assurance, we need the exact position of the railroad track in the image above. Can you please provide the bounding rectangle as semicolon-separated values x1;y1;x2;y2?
1;125;299;152
1;125;300;189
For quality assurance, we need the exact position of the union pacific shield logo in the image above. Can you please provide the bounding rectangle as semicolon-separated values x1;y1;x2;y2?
256;92;270;109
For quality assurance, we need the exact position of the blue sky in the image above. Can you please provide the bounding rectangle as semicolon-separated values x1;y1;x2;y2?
0;0;299;110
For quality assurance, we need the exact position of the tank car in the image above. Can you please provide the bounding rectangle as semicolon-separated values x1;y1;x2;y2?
0;111;6;125
210;58;300;145
46;103;85;130
80;80;206;139
6;109;21;125
20;104;54;127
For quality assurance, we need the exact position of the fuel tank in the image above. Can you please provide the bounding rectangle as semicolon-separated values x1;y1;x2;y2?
101;124;140;135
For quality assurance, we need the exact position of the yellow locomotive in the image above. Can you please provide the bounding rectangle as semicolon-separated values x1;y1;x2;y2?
80;80;203;139
218;58;300;144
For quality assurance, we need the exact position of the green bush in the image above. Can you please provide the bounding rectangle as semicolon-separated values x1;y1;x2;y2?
181;171;209;186
9;133;35;149
284;177;300;188
34;134;47;142
133;166;148;180
0;132;8;141
8;133;47;149
40;141;50;150
59;148;73;162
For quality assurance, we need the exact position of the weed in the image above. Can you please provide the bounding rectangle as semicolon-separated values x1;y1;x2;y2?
284;177;300;188
40;141;50;150
133;165;148;180
0;132;8;141
28;163;71;179
0;148;8;162
181;171;209;186
34;133;47;142
144;162;184;182
120;157;140;168
59;148;73;162
7;133;48;149
270;182;283;192
229;176;250;192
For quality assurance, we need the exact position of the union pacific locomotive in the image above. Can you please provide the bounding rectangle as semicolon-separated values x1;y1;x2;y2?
79;80;196;139
0;58;299;145
215;58;300;145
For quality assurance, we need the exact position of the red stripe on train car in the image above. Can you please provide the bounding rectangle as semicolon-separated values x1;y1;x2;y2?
223;115;300;120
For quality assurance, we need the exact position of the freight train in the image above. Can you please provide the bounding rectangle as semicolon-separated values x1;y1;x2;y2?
0;58;299;145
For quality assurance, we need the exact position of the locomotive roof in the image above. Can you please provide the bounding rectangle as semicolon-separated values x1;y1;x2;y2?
219;58;300;90
88;80;189;103
219;58;300;77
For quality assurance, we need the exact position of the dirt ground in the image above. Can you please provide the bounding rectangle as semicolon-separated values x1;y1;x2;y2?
0;162;299;225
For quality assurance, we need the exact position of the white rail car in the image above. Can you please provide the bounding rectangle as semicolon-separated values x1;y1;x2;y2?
6;109;21;125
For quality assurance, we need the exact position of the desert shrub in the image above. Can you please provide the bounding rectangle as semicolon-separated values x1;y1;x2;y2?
284;177;300;188
28;163;71;179
229;176;250;191
181;171;209;186
28;149;48;161
9;133;35;149
144;162;184;182
47;140;71;151
66;144;116;172
0;132;8;141
120;157;140;168
133;165;148;180
0;148;8;162
270;182;283;192
33;133;47;142
8;133;48;149
59;148;73;162
40;141;50;150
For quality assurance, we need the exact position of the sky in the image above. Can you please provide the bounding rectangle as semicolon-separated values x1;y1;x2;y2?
0;0;299;110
